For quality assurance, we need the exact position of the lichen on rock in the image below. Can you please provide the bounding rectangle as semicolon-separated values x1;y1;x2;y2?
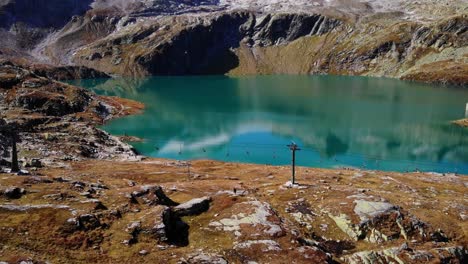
209;200;284;238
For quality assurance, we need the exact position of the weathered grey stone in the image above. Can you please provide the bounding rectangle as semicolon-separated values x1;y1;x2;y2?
139;249;149;256
53;177;71;182
23;176;53;184
342;247;404;264
126;221;141;234
130;185;179;206
209;200;284;238
329;213;365;241
234;239;281;251
0;204;69;211
71;181;86;189
173;196;211;217
182;253;228;264
90;182;109;190
354;200;398;223
17;169;30;176
343;246;468;264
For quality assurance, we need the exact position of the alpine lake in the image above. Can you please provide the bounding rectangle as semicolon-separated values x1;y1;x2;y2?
69;75;468;174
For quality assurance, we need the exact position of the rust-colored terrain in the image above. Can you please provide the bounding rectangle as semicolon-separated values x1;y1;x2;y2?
0;159;467;263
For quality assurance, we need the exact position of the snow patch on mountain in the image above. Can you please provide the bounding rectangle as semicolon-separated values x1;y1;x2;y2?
88;0;468;21
220;0;326;12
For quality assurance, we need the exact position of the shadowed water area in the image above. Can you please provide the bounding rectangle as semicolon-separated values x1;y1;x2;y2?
70;75;468;174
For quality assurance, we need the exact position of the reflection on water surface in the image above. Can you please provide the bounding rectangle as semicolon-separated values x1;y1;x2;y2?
70;75;468;173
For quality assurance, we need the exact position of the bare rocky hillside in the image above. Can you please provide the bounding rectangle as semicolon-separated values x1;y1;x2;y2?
0;0;466;84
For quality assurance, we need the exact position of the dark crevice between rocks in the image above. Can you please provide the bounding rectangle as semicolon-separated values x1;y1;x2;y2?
130;185;180;206
127;226;141;245
154;186;180;206
162;207;190;246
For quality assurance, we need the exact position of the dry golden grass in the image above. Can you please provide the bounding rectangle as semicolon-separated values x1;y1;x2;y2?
0;158;466;263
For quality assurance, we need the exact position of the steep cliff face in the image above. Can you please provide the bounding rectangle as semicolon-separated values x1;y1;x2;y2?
231;14;468;85
72;12;342;76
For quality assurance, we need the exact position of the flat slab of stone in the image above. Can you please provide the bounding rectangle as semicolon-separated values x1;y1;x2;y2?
354;200;397;222
173;196;211;217
183;253;228;264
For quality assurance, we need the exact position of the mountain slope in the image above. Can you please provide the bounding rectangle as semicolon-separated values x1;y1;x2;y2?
0;0;467;84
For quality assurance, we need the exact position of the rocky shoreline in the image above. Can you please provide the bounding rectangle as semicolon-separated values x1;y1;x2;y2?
0;61;143;170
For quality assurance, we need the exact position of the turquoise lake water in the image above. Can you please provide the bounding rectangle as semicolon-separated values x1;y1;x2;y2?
70;75;468;174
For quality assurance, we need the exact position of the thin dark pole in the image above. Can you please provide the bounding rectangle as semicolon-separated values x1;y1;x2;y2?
292;149;296;183
287;143;301;184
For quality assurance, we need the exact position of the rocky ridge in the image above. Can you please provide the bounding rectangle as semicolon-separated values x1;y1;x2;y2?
0;0;466;84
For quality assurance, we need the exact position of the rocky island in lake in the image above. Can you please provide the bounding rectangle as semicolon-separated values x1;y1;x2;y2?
0;1;467;263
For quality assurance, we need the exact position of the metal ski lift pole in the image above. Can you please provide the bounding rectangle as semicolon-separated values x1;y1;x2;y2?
287;142;301;184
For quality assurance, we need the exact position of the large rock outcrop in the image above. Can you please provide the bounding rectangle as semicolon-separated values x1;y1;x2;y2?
72;12;342;76
0;61;141;167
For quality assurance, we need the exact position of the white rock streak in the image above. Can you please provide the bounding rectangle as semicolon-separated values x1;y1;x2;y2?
209;200;283;237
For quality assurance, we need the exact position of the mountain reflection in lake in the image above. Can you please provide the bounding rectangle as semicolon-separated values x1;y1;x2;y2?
70;75;468;173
